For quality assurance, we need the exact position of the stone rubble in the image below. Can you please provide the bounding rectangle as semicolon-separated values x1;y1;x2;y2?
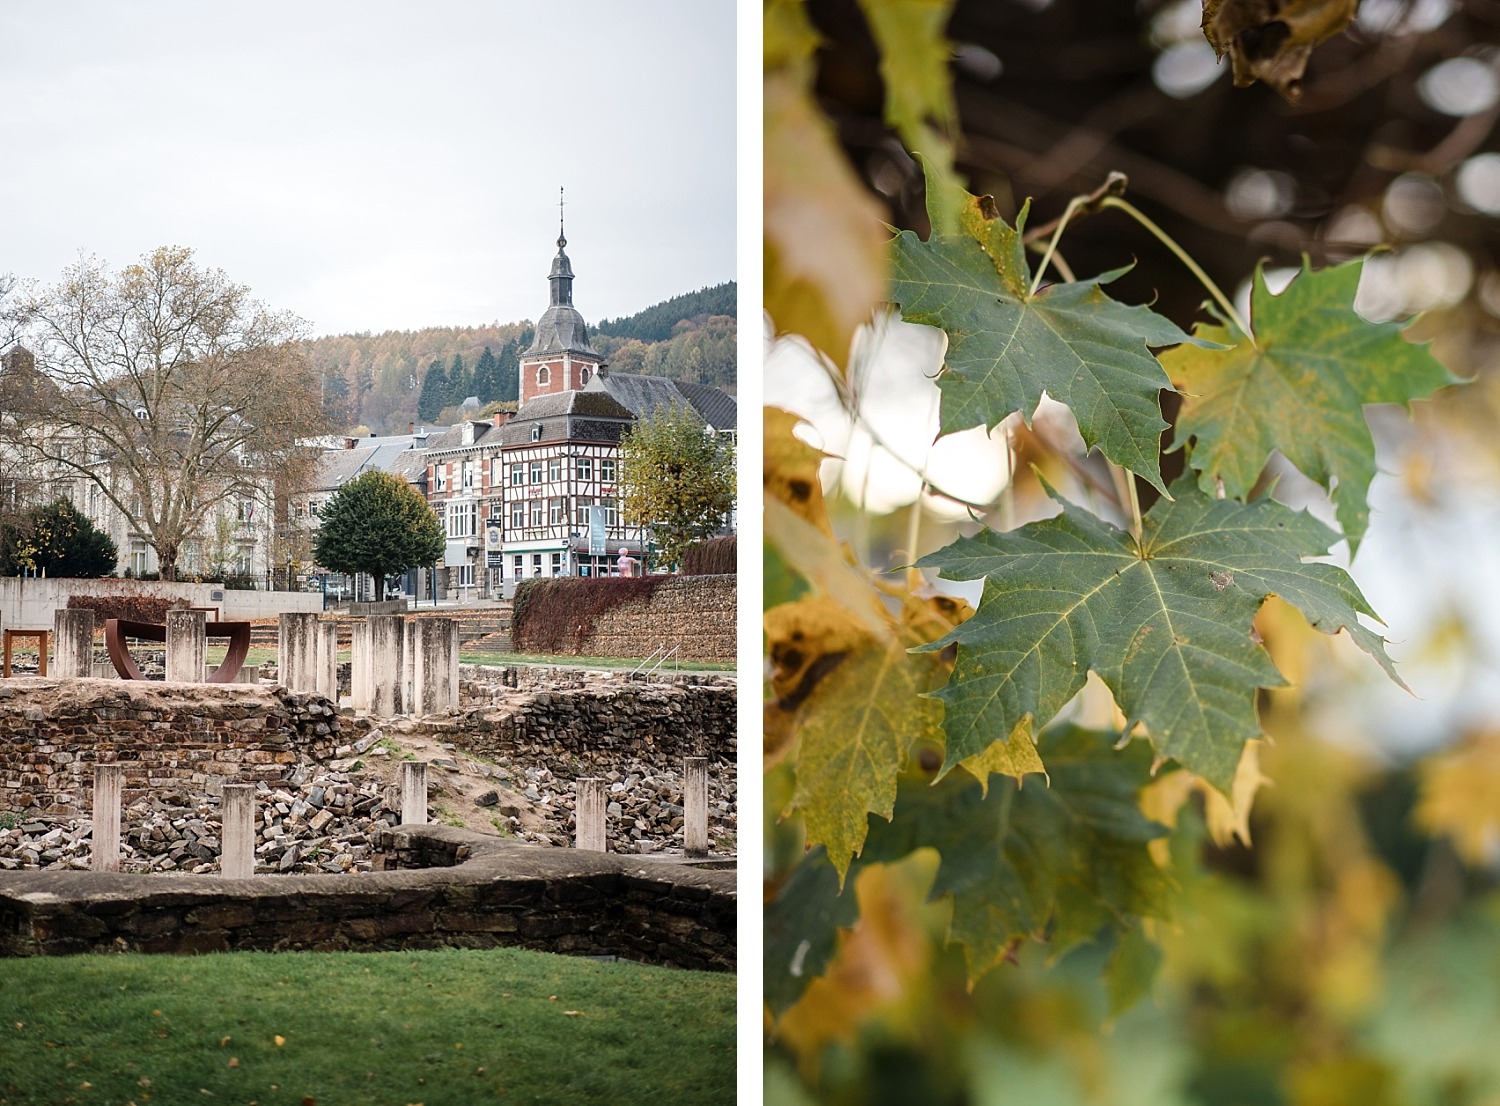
0;744;736;874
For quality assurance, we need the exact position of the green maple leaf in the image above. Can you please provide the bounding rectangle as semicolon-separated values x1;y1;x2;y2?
919;478;1402;792
1164;259;1455;548
889;193;1203;493
862;724;1171;981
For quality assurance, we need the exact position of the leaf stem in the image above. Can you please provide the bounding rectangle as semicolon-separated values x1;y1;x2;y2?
1110;463;1144;547
1098;196;1255;344
1029;195;1086;298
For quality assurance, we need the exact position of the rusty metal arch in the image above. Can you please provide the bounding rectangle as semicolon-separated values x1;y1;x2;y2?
104;618;253;683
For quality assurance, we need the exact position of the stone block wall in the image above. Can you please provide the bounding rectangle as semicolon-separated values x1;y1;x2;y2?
0;826;735;970
0;679;343;816
449;673;736;766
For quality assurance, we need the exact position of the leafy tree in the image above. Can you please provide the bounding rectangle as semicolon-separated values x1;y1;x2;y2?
0;499;117;577
620;404;735;570
416;358;448;423
5;247;329;580
311;470;443;599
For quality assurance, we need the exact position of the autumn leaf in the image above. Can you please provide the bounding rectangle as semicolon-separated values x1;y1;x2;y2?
856;0;965;235
765;846;860;1017
861;724;1171;981
920;478;1401;792
1203;0;1358;102
1164;260;1454;549
766;0;888;369
1415;730;1500;866
764;407;832;532
770;591;972;877
890;186;1201;493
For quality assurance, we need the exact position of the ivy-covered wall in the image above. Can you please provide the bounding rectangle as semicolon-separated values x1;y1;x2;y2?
512;575;735;663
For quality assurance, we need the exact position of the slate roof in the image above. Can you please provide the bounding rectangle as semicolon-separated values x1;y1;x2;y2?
498;390;634;447
585;372;737;431
523;239;600;359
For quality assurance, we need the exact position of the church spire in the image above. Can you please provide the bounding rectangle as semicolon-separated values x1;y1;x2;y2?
547;185;575;308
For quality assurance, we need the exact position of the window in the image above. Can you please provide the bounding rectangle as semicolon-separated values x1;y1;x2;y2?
530;460;543;484
537;365;550;387
293;502;305;519
462;460;476;490
453;563;474;587
447;501;477;538
435;465;448;491
599;458;616;483
579;366;591;384
601;497;618;527
532;553;543;576
529;500;543;528
493;458;504;485
548;457;562;482
512;554;523;579
574;496;593;528
576;457;593;481
551;552;563;575
530;423;542;442
510;463;524;486
549;498;566;525
510;501;524;529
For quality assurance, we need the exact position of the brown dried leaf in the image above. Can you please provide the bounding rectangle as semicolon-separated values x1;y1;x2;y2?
1202;0;1358;102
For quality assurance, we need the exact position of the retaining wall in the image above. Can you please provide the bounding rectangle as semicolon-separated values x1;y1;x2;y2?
0;825;734;970
512;575;735;663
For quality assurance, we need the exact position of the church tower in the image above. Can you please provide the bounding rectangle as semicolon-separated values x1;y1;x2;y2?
518;191;602;404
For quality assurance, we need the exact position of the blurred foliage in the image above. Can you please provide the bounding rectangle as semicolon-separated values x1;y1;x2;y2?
765;0;1500;1102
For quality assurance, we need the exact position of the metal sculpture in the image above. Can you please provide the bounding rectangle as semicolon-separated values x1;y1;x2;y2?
103;617;253;683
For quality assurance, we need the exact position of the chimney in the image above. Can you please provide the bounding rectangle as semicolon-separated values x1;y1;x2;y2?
343;437;357;450
492;411;512;427
408;422;414;435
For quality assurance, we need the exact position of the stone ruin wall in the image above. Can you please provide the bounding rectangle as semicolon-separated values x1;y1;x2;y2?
1;670;736;819
0;680;342;817
454;667;737;769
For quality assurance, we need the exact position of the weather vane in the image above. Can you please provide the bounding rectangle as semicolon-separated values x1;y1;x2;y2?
558;186;566;247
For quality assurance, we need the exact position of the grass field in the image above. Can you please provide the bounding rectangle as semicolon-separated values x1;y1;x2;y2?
0;947;735;1105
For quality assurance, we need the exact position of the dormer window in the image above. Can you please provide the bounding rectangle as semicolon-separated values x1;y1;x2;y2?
530;423;543;442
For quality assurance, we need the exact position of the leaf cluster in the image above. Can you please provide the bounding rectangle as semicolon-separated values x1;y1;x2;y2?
619;403;735;570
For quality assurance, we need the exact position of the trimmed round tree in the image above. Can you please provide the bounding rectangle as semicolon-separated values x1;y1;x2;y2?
312;470;444;599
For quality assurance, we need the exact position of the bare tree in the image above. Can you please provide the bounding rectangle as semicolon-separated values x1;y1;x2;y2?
7;247;332;579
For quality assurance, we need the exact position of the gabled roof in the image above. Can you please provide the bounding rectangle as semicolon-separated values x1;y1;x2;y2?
421;420;501;454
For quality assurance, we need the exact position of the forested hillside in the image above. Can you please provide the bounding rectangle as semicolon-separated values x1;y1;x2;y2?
305;281;736;434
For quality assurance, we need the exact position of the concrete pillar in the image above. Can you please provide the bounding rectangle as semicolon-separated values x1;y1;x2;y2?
684;757;710;857
409;618;459;716
401;761;428;825
91;764;123;872
315;621;340;700
221;783;256;879
277;612;319;693
165;608;207;683
52;609;95;678
402;618;416;714
350;621;372;711
369;615;405;718
576;777;607;852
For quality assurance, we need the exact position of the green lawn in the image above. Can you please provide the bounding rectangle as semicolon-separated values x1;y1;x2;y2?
0;947;734;1105
459;649;736;672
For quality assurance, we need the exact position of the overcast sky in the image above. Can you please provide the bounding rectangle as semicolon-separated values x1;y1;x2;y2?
0;1;736;337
